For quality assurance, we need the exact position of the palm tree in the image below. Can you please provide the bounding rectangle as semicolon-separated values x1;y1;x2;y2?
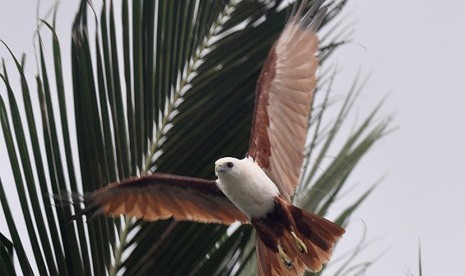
0;0;389;275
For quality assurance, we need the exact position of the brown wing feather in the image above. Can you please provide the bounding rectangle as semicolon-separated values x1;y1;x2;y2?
248;1;327;200
72;173;249;224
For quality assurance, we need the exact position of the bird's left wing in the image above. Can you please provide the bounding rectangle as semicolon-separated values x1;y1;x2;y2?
69;173;249;224
248;1;326;200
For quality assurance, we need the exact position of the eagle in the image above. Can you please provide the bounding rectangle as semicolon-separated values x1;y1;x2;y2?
68;1;345;275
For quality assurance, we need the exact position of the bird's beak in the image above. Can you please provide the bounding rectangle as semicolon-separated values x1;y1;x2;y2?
215;163;226;174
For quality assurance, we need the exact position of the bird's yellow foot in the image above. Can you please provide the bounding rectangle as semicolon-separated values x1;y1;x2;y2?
291;231;308;253
277;244;292;268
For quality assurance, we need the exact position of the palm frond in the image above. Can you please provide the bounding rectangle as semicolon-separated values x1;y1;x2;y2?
0;232;16;275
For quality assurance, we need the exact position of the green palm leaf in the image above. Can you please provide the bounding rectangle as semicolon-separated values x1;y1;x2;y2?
0;0;390;275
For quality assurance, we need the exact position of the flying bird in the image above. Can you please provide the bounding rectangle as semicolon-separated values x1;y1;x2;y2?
68;1;344;275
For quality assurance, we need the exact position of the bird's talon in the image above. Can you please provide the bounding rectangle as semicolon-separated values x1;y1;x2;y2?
291;231;308;253
277;244;292;268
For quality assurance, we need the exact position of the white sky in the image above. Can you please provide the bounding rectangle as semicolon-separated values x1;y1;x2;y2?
1;0;465;275
330;0;465;275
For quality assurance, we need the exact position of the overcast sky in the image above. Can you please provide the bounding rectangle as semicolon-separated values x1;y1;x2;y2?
330;0;465;275
1;0;465;275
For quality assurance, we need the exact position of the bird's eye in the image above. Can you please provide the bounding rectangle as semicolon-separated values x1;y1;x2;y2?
226;162;234;168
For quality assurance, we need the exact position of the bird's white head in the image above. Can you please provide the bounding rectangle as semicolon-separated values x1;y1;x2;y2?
214;157;243;179
214;156;280;218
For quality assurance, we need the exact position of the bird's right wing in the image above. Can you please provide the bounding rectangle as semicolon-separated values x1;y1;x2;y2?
68;173;249;225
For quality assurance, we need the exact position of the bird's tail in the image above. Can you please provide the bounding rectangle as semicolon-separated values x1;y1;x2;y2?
256;205;345;276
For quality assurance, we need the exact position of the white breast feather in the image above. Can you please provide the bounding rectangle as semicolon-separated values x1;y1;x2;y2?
215;157;279;218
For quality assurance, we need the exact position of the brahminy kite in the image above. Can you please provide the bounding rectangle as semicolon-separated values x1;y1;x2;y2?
68;1;345;275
